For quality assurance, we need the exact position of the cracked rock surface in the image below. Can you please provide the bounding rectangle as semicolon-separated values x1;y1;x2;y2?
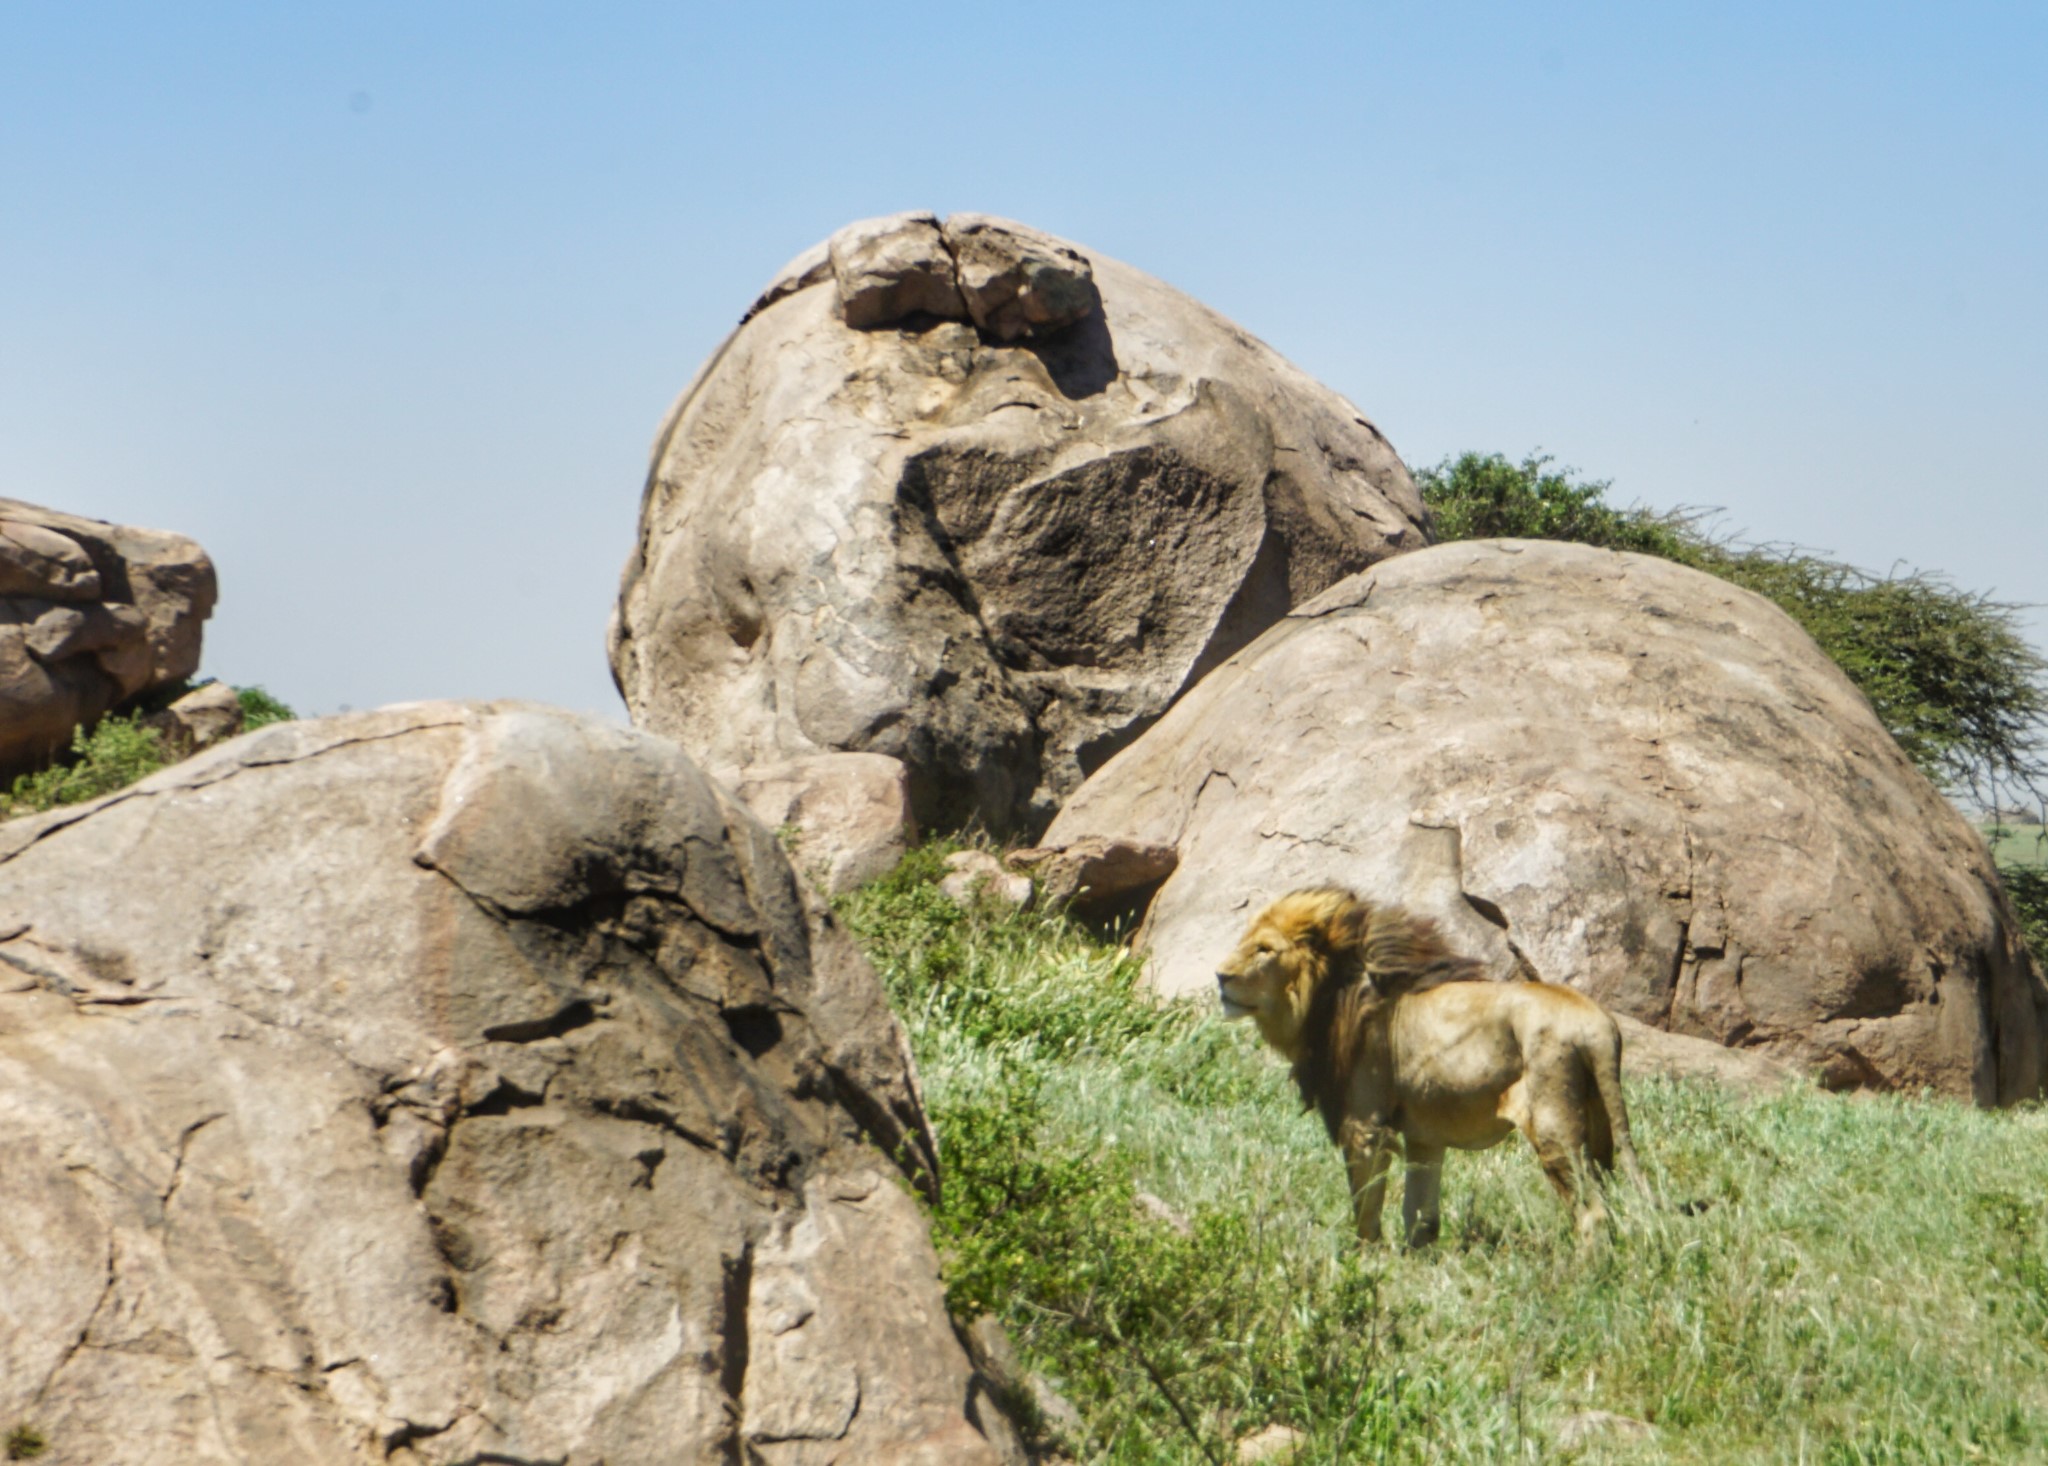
1043;539;2048;1104
608;211;1427;836
0;701;1024;1464
0;497;216;778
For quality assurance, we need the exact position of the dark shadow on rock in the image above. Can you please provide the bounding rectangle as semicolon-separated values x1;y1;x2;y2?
1020;308;1117;400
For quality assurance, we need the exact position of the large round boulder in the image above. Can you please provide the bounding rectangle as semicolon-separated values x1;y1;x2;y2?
0;497;217;778
608;211;1427;835
0;702;1024;1464
1043;539;2048;1104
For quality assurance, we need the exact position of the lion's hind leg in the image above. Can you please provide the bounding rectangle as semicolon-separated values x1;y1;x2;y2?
1522;1080;1610;1241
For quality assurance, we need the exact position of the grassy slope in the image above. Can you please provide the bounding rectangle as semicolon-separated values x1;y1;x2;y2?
843;846;2048;1465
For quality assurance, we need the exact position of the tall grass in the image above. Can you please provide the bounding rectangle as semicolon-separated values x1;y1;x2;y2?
843;845;2048;1464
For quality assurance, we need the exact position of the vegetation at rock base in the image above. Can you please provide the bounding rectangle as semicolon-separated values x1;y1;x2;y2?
843;843;2048;1464
0;683;296;818
0;713;170;816
1418;451;2048;806
3;1423;47;1461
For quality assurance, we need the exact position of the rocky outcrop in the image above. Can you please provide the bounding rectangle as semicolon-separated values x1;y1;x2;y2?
609;211;1427;835
140;680;245;757
0;702;1024;1464
0;499;216;777
726;750;917;896
1042;539;2048;1104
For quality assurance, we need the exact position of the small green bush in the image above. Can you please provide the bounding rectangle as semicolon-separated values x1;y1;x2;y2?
4;1423;47;1460
0;714;168;816
235;683;296;730
1419;452;2047;800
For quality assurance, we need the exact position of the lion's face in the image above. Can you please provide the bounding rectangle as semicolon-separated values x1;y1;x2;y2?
1216;917;1311;1054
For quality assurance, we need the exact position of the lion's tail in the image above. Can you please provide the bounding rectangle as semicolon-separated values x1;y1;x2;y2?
1590;1023;1646;1190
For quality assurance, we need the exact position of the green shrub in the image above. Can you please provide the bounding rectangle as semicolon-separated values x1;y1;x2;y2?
235;683;296;730
0;714;168;816
1419;452;2047;799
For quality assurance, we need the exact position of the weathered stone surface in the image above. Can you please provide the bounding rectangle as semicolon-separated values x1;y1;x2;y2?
1009;835;1178;913
0;498;216;777
610;214;1427;835
140;679;246;758
830;211;966;329
940;850;1034;909
727;750;916;896
1043;539;2048;1104
0;701;1020;1464
1616;1014;1801;1095
945;214;1100;342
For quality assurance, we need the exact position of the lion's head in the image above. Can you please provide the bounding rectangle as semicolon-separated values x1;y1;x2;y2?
1215;887;1370;1054
1218;887;1488;1136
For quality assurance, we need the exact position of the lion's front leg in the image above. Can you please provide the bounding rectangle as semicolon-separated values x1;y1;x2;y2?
1338;1117;1398;1245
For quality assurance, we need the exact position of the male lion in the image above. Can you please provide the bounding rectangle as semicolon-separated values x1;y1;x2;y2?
1216;887;1642;1246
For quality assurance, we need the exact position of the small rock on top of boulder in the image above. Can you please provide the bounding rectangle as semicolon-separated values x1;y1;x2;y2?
609;211;1427;835
1044;539;2048;1105
0;701;1023;1464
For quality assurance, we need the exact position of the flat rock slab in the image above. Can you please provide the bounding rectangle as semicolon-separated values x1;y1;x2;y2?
610;212;1427;835
0;702;1021;1464
1044;539;2048;1104
0;497;216;777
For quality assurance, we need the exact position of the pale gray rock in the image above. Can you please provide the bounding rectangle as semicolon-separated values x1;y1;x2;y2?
1009;835;1178;914
727;750;917;896
945;213;1100;342
610;214;1427;835
141;680;247;758
0;498;216;777
1616;1014;1802;1095
1043;540;2048;1104
941;849;1034;909
0;701;1020;1464
830;210;966;329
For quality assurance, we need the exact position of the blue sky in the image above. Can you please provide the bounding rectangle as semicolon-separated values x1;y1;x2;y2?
2;3;2042;721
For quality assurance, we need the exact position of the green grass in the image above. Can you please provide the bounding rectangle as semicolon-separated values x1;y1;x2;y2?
843;844;2048;1464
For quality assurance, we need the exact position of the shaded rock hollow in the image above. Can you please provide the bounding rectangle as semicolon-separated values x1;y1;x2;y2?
1044;539;2048;1104
608;211;1427;835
